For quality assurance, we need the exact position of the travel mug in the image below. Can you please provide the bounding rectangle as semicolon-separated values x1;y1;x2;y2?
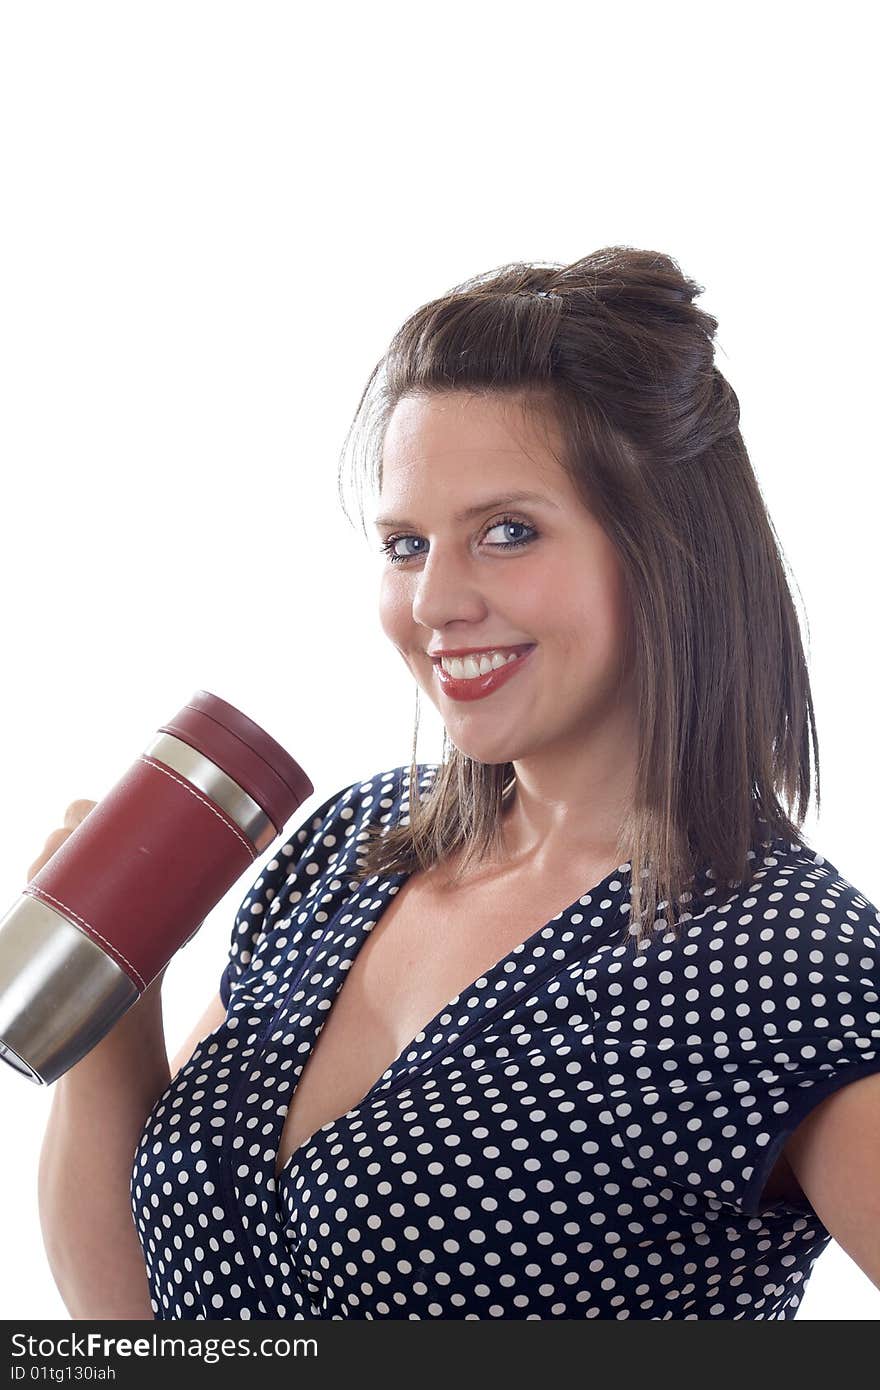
0;690;313;1085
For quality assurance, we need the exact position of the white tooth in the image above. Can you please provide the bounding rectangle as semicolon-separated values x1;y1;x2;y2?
440;648;525;679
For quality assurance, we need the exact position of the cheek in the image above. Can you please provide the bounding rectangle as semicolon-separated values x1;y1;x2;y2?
552;566;630;672
507;565;559;629
378;573;411;644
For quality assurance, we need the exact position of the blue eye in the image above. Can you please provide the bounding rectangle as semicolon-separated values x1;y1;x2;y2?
379;517;538;566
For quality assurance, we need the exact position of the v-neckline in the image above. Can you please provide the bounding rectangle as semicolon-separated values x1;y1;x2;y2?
269;854;633;1187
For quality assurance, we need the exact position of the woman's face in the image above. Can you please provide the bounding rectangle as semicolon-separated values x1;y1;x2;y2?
373;391;635;770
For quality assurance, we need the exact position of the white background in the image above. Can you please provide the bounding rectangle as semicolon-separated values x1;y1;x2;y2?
0;0;877;1321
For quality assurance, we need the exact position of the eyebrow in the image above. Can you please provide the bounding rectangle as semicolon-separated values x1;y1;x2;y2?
372;490;560;530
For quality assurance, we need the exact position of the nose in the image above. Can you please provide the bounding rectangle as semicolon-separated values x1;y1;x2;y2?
409;550;489;633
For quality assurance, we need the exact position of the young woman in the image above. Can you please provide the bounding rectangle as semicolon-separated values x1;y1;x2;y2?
41;247;880;1319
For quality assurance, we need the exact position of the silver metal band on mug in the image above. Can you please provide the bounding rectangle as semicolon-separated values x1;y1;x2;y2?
0;732;281;1085
0;899;142;1084
142;732;280;856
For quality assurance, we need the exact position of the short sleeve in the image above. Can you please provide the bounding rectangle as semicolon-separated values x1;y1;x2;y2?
218;776;362;1009
588;844;880;1219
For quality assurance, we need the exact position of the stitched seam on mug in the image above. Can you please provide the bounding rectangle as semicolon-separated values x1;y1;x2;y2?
139;754;258;860
24;886;147;990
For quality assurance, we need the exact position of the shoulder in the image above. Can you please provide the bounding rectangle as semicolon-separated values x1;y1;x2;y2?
291;761;441;843
224;763;439;975
673;833;879;954
326;760;441;816
702;835;880;963
587;834;880;1007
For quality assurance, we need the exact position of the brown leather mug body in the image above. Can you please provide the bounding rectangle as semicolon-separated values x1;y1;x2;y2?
0;690;313;1085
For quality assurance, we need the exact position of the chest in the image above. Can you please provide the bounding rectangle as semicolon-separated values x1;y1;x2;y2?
273;858;609;1179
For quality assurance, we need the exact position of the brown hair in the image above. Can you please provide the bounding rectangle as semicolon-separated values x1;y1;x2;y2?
336;246;820;950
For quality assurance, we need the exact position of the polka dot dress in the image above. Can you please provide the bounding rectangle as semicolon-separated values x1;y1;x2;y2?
130;763;880;1319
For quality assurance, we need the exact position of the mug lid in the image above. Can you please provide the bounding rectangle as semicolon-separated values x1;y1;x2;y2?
158;690;314;832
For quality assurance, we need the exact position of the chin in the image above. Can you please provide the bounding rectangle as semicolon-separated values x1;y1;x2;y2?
441;731;524;766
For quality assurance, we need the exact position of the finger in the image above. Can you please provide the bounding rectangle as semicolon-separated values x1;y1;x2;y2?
63;800;95;829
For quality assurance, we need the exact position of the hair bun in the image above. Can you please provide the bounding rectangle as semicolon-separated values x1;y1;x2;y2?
556;247;718;343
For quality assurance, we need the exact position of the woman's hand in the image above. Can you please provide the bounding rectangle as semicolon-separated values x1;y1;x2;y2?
27;799;97;881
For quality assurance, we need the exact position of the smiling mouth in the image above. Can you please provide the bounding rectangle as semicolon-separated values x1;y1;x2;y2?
432;644;537;700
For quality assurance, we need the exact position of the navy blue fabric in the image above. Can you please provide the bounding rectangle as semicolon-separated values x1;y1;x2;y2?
131;763;880;1319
